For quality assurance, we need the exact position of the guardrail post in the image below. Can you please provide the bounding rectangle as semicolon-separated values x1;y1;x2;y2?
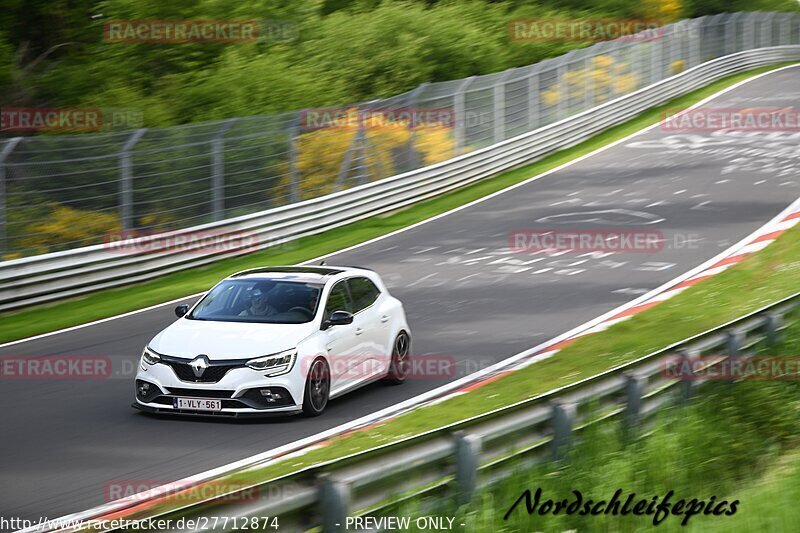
119;128;147;231
676;348;697;404
453;431;481;506
454;77;474;155
623;373;645;441
765;312;783;346
211;118;237;221
0;137;22;257
550;401;575;461
319;474;350;533
726;328;744;357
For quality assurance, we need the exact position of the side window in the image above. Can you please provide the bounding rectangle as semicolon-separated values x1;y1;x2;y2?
348;277;381;313
324;281;353;319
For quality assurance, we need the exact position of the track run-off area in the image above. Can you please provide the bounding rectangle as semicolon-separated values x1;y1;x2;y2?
1;65;799;524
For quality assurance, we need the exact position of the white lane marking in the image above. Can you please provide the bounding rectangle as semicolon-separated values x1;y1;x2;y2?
407;273;436;287
4;63;799;351
413;246;438;254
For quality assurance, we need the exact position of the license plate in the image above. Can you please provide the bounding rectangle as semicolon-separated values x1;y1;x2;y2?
174;397;222;411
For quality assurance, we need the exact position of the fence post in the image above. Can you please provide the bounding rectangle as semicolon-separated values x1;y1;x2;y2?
556;56;570;119
319;474;350;533
119;129;147;231
745;14;756;51
725;14;738;56
288;114;301;204
689;19;703;68
406;83;428;171
527;67;540;132
623;373;644;441
550;401;575;461
0;137;22;258
778;17;790;45
583;53;594;111
493;70;513;144
651;31;663;85
765;312;783;346
454;77;474;155
453;431;481;506
763;13;775;47
211;118;237;221
333;115;366;191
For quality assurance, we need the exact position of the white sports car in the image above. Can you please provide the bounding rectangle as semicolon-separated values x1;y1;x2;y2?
133;266;411;417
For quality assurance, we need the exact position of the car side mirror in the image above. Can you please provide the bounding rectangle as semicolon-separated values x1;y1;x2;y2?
175;304;190;318
322;310;353;330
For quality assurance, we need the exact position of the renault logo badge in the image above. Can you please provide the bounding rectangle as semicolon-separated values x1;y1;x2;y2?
190;355;210;378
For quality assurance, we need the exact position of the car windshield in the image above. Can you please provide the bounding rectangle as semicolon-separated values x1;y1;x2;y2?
187;279;323;324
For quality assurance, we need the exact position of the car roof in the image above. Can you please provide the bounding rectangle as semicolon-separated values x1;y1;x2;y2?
229;265;377;284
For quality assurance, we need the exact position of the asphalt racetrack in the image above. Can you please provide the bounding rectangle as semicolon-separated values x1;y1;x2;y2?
2;66;799;523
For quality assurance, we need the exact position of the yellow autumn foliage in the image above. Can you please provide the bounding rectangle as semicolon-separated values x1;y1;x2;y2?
639;0;683;22
21;204;121;254
542;55;640;109
281;108;456;201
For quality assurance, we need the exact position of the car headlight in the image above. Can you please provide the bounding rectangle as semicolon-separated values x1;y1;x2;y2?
140;347;161;367
246;349;297;377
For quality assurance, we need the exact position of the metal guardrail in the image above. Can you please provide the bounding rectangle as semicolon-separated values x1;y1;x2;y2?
3;13;799;260
72;292;794;533
2;46;800;311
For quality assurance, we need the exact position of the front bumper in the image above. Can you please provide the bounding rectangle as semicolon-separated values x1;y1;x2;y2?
133;358;304;418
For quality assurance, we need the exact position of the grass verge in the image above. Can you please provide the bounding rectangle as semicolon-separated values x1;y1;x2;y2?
2;62;796;344
411;317;800;532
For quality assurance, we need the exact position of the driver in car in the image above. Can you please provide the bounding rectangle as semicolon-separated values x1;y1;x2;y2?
239;288;278;317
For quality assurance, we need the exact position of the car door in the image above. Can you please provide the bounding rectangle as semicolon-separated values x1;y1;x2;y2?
346;276;388;378
322;280;362;394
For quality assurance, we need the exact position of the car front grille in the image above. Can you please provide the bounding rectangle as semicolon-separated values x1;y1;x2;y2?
160;355;248;383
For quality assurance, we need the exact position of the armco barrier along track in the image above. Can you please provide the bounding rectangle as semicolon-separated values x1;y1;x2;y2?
24;294;799;532
2;45;800;311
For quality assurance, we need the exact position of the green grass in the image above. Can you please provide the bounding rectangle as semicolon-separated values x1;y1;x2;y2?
2;62;795;344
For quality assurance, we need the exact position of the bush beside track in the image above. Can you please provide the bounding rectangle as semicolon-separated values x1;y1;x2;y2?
1;63;797;345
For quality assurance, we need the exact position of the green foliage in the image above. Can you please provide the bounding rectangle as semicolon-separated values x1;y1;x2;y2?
3;0;797;126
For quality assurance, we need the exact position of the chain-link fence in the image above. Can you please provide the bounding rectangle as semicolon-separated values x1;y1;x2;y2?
1;12;799;259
